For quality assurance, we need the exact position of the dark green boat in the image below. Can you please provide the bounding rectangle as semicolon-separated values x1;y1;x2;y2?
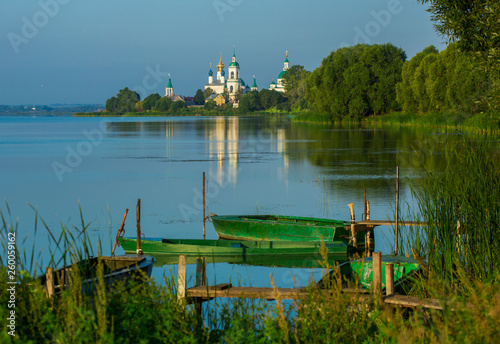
318;255;421;290
211;215;373;249
118;237;349;257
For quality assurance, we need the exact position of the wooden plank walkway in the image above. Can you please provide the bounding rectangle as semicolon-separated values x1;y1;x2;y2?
186;284;451;310
179;253;469;311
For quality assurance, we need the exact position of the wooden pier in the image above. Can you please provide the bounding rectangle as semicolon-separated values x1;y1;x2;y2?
177;253;454;311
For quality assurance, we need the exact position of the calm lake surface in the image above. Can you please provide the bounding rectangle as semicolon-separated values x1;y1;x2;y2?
0;115;494;288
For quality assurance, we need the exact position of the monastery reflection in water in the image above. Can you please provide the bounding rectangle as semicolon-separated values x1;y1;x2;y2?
162;117;290;187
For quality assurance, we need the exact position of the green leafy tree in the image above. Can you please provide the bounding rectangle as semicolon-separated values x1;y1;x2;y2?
105;97;118;112
203;88;215;100
204;99;216;110
418;0;500;109
143;93;161;111
194;89;205;105
135;100;144;112
238;91;262;113
307;44;406;118
259;89;285;110
396;46;439;113
283;65;311;110
105;87;140;113
170;100;187;112
154;97;172;112
396;43;490;114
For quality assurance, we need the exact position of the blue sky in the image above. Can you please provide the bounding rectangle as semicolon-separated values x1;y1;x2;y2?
1;0;446;105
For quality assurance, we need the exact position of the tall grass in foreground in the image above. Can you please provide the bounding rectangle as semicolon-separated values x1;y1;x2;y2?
1;157;499;343
1;262;498;343
402;139;499;285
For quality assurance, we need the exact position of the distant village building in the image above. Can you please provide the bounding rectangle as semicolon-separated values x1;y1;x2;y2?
165;75;174;97
165;75;189;104
214;94;226;106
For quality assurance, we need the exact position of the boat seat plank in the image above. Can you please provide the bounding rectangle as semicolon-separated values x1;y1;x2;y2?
356;220;429;226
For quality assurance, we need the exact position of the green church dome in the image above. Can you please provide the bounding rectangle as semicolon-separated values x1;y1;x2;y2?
278;70;288;80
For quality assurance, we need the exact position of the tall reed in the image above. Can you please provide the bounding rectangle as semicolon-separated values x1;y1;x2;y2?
405;138;499;285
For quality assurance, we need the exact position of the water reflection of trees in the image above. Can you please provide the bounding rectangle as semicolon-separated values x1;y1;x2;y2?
281;124;473;195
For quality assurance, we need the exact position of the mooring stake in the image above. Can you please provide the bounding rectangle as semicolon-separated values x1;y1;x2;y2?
112;208;129;255
136;199;142;255
348;203;357;248
394;167;400;255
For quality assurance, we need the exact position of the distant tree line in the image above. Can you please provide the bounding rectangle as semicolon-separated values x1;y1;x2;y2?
105;87;186;114
0;104;102;114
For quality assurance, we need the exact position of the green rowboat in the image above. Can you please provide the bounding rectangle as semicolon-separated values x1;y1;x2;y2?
118;237;350;257
319;255;421;290
211;215;373;249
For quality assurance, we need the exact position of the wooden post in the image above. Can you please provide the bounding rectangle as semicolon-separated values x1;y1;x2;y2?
112;208;129;255
385;263;394;296
372;252;382;296
348;203;357;248
203;172;206;240
46;268;55;298
363;189;367;220
195;257;205;315
365;200;371;257
395;167;399;255
195;257;205;286
177;255;187;302
136;199;142;254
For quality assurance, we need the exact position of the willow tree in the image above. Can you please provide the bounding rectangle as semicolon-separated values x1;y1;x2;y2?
419;0;500;109
307;44;406;119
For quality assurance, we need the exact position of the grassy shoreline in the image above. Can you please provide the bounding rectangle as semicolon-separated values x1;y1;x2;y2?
77;110;500;133
293;111;500;132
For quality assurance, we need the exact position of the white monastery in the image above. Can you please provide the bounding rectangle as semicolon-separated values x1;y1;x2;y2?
167;49;291;104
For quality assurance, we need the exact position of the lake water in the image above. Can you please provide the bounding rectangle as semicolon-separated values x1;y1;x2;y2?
0;115;491;288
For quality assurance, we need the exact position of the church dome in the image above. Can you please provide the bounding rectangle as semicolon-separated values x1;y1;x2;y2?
221;69;226;76
217;55;225;71
208;69;213;76
278;70;288;80
241;79;246;86
229;61;240;67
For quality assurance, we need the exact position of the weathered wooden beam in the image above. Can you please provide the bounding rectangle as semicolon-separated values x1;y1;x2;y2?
185;284;464;311
385;264;394;296
348;203;357;248
355;220;428;227
384;295;444;310
177;255;187;301
372;252;382;296
136;199;142;254
395;166;400;255
46;268;54;298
